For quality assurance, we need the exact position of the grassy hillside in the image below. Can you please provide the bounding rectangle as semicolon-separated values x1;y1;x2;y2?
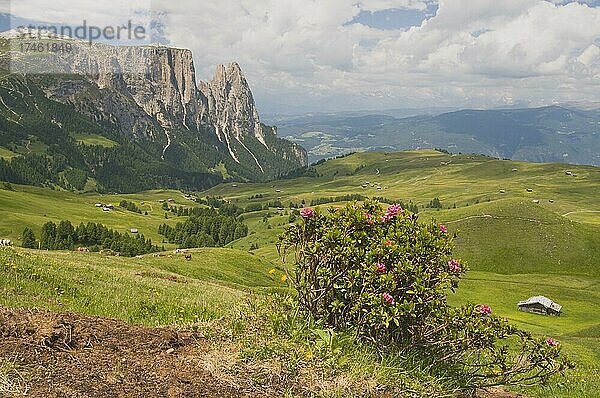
73;133;119;148
0;185;200;247
445;199;600;276
0;146;17;159
0;247;278;326
207;150;599;214
205;150;600;397
208;151;600;273
0;150;598;397
447;271;600;398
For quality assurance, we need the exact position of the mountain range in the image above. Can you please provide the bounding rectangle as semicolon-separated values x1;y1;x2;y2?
1;31;598;195
269;106;600;166
0;33;307;192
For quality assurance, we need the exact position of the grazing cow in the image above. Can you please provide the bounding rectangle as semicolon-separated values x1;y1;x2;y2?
185;253;192;261
0;239;12;247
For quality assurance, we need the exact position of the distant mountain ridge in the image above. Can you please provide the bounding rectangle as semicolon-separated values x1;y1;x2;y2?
0;34;307;192
272;106;600;166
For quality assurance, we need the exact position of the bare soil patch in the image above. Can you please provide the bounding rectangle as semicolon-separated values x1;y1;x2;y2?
0;307;527;398
0;307;250;397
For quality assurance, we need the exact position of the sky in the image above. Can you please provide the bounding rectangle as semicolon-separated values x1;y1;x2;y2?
2;0;600;112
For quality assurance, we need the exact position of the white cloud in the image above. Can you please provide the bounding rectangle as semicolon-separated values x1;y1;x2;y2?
4;0;600;110
357;0;430;12
6;0;154;26
578;44;600;66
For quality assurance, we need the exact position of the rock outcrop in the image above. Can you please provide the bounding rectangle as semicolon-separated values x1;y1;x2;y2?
2;31;308;178
200;63;265;163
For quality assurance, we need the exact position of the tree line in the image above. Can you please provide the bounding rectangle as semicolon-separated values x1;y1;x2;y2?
21;220;161;256
120;200;142;214
158;207;248;249
306;194;420;214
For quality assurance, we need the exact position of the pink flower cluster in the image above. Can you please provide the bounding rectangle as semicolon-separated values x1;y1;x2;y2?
439;224;448;233
546;337;560;347
365;213;374;225
478;304;492;315
382;293;395;305
300;207;315;218
448;259;461;273
376;262;387;273
381;204;403;222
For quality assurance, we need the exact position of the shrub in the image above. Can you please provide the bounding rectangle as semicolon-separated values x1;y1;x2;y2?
119;200;142;214
288;213;297;223
245;203;264;213
427;197;443;209
278;200;572;391
1;182;15;191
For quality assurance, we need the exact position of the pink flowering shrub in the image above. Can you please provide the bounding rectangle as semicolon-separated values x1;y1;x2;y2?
278;200;572;390
382;293;395;305
300;207;315;218
478;304;492;315
448;259;461;273
376;262;387;273
381;203;402;222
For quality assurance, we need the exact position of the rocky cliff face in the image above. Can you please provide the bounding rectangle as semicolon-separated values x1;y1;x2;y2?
197;62;308;170
2;33;307;180
86;44;307;171
200;63;264;164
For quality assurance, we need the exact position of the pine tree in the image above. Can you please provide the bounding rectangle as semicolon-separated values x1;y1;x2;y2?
40;221;57;249
21;227;37;248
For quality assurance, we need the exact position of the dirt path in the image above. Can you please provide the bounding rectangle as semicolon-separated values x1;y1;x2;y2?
0;307;256;398
561;210;600;217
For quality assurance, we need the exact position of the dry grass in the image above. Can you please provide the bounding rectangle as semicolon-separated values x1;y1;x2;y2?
191;297;453;398
0;358;29;396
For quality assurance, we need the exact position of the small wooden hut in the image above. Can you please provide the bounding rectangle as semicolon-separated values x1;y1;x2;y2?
517;296;562;316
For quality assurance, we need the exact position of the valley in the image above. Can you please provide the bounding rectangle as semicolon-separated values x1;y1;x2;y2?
269;107;600;166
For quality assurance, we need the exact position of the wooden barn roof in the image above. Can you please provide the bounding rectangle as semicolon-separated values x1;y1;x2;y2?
517;296;562;312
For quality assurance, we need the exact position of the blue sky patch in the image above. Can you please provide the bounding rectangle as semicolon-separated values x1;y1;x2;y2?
550;0;600;5
348;3;438;31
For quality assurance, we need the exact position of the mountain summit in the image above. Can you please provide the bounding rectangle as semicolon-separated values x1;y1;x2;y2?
0;35;307;192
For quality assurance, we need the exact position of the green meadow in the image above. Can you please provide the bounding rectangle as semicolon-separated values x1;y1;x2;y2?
0;150;598;397
0;247;277;326
72;133;119;148
0;185;199;247
210;150;600;397
0;146;18;159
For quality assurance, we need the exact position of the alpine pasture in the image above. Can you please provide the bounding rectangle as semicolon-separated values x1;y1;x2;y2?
1;149;598;397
